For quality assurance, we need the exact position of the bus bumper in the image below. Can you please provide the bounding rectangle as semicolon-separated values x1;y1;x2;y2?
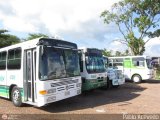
82;79;107;91
112;78;125;86
37;88;81;107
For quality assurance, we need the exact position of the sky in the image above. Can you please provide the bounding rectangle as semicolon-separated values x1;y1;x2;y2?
0;0;160;56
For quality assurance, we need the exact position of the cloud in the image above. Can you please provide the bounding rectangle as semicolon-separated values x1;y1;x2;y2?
107;40;127;52
144;37;160;56
0;0;125;51
0;0;119;34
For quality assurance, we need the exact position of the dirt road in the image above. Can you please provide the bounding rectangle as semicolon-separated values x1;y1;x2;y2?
0;80;160;119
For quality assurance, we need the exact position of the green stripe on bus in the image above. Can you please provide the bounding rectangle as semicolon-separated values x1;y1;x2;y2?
0;85;24;97
0;92;8;97
0;86;9;97
0;86;9;92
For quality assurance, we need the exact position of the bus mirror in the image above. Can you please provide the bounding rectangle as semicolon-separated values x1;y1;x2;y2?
105;63;108;68
109;63;112;67
40;46;44;56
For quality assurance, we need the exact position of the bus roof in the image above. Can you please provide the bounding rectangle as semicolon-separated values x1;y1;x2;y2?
0;37;77;52
109;55;151;59
78;47;102;52
0;37;40;52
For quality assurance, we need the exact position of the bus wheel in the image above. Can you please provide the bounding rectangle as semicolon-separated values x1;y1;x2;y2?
132;75;142;83
11;86;23;107
113;85;119;88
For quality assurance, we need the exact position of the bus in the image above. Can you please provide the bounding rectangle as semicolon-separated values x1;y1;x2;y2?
109;56;154;83
78;48;107;91
0;38;81;107
103;56;125;88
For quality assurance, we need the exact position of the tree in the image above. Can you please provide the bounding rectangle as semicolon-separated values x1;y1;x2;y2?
101;0;160;55
115;51;122;56
26;33;49;41
102;49;113;57
124;49;130;56
0;29;20;48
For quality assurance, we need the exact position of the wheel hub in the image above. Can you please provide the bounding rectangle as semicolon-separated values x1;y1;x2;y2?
133;76;140;82
13;90;20;102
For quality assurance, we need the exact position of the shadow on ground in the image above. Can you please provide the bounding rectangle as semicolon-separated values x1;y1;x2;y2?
143;79;160;84
38;83;146;113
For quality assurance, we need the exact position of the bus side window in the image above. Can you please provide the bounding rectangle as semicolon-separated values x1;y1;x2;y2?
133;61;137;66
7;48;22;69
0;51;7;70
133;59;144;67
139;61;144;67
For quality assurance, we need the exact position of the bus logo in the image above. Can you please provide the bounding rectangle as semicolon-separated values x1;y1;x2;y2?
0;76;4;81
10;75;15;80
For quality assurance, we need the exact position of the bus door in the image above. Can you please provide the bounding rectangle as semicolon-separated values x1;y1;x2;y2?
24;49;37;103
123;59;131;79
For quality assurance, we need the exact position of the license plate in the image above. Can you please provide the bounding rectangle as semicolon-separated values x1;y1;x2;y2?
65;91;70;96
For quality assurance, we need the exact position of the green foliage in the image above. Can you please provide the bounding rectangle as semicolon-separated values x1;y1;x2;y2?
124;49;129;56
102;49;113;57
115;51;122;56
101;0;160;55
26;33;49;41
0;29;20;48
102;49;130;57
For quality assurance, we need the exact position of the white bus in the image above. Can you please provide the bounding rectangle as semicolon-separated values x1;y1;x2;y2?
103;56;125;88
109;56;154;83
78;48;107;91
0;38;81;107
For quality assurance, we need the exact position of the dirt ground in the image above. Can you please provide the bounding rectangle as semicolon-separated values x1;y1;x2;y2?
0;80;160;119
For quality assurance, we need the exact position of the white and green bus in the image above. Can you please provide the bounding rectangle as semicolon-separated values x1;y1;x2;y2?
0;38;81;107
109;56;154;83
103;56;125;88
78;48;107;91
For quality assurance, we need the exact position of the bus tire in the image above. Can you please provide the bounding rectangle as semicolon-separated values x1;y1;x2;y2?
132;75;142;83
11;86;23;107
113;85;119;88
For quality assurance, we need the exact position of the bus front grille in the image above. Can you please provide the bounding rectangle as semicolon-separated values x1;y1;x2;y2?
51;79;79;87
57;84;75;91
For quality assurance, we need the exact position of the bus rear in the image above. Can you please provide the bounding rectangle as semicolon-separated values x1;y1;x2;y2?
103;56;125;88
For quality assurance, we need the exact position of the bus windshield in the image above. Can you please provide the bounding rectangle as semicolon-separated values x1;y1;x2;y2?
146;59;153;69
86;53;106;73
39;47;80;80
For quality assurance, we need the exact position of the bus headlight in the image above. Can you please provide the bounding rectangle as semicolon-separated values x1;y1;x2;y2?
47;88;56;94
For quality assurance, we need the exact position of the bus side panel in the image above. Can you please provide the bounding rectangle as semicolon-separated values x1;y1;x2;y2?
123;60;132;79
0;70;8;98
130;68;151;80
6;70;24;99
